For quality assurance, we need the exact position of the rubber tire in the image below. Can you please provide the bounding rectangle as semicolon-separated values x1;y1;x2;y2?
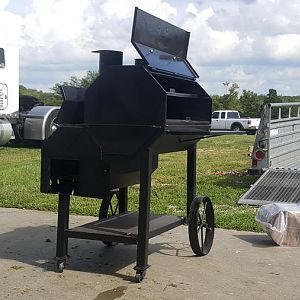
57;261;64;273
231;123;243;132
135;270;146;283
99;194;120;246
45;110;59;139
188;196;214;256
99;194;120;219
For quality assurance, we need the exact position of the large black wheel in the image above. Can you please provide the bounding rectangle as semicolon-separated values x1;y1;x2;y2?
99;193;120;219
188;196;214;256
99;192;121;246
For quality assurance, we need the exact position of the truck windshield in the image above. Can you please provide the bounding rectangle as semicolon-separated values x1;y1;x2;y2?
227;112;239;119
211;112;219;119
0;48;5;68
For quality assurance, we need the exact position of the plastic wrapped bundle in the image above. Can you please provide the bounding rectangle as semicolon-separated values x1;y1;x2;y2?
256;203;300;246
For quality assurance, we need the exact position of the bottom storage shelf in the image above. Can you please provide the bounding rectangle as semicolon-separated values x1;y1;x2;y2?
66;212;184;244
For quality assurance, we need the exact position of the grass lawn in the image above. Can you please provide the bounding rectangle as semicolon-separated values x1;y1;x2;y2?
0;135;261;231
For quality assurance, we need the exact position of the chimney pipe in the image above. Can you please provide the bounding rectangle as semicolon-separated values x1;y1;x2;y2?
92;50;123;74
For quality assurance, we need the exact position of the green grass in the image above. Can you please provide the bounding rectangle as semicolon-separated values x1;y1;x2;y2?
0;135;261;232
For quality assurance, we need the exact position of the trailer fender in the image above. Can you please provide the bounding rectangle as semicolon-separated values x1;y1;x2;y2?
24;106;60;140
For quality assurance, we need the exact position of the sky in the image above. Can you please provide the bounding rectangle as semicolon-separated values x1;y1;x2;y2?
0;0;300;96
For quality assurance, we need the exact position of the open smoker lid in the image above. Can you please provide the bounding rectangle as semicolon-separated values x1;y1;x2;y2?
131;7;198;80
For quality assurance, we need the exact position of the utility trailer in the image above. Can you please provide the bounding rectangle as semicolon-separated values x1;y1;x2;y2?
239;102;300;206
0;45;59;146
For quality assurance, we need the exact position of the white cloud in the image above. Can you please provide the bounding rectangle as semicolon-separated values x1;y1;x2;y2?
0;9;23;45
265;34;300;61
1;0;300;95
23;0;91;44
18;0;179;87
0;0;10;9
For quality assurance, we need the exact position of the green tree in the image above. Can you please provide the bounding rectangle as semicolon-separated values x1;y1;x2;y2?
265;88;282;104
19;85;62;106
50;70;98;95
228;83;240;110
220;82;240;110
239;90;264;117
211;94;224;111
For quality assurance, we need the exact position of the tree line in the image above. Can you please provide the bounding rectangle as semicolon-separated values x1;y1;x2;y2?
20;72;300;118
212;83;300;117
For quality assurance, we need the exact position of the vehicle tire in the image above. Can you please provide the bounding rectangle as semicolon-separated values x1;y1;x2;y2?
11;122;23;142
188;196;214;256
45;110;59;139
99;193;120;219
99;192;120;246
231;123;243;132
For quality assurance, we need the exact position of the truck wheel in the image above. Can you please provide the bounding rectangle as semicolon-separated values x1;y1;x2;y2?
45;110;59;139
231;124;243;132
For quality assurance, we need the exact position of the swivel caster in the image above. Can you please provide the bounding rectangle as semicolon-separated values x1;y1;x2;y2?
56;259;66;273
135;270;146;283
57;262;64;273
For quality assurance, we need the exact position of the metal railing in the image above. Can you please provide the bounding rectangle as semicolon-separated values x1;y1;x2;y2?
267;102;300;170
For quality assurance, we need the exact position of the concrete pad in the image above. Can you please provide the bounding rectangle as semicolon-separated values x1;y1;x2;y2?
0;207;299;299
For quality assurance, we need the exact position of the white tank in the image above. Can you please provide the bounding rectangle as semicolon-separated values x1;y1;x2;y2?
0;118;13;145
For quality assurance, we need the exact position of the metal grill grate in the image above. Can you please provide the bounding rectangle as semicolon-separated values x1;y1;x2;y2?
238;169;300;205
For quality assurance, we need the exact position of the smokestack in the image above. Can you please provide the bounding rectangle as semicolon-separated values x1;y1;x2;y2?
92;50;123;74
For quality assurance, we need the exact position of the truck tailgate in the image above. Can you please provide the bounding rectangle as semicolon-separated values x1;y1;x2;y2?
238;169;300;206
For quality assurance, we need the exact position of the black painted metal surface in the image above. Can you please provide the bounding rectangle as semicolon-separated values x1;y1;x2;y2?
66;212;183;244
40;7;213;280
41;47;211;198
131;8;197;79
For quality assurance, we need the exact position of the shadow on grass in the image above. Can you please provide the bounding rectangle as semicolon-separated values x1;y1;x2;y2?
207;174;259;190
0;224;193;282
4;140;42;149
233;234;277;248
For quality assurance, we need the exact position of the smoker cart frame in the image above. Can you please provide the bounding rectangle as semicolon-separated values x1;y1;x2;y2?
41;7;216;282
55;143;214;282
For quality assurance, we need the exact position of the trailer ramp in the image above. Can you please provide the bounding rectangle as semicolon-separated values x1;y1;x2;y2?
238;169;300;206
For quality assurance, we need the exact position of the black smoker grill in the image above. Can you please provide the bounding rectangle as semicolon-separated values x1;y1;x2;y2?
41;7;215;282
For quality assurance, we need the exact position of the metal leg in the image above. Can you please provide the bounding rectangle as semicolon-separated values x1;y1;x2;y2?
65;195;70;257
134;148;152;282
56;193;70;272
118;187;128;213
187;143;197;219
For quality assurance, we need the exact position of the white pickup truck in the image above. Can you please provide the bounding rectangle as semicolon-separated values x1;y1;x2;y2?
211;110;260;135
